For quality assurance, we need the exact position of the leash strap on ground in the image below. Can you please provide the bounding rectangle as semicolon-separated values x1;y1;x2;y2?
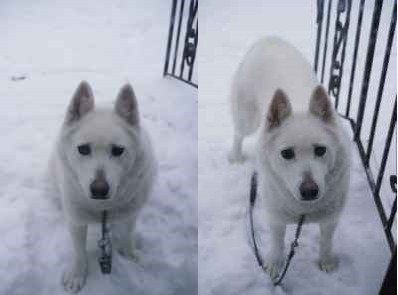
98;210;112;274
249;172;263;268
273;214;305;286
249;171;306;286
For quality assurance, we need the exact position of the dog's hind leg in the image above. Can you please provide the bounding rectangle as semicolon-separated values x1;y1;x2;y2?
319;220;338;272
228;90;260;163
62;224;88;293
228;132;245;163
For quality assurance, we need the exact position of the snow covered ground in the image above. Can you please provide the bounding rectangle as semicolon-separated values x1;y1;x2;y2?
0;1;197;294
199;1;393;294
0;0;395;294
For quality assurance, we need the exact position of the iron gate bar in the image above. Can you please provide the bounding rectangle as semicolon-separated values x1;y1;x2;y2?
379;248;396;295
164;0;177;77
314;0;325;73
315;0;397;251
375;98;397;198
188;20;198;81
345;0;366;117
354;0;384;140
347;97;397;251
321;0;333;83
179;0;198;81
314;0;396;291
376;97;396;250
365;0;397;165
328;0;352;109
386;197;397;232
386;175;397;245
164;0;198;88
172;0;186;75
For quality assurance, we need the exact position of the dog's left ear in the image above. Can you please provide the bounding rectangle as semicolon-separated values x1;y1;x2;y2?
309;85;334;123
115;83;139;126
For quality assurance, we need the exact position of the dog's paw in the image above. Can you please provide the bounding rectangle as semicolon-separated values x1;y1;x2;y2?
263;262;282;280
227;151;246;164
319;255;338;272
118;247;139;263
62;263;88;293
263;257;283;280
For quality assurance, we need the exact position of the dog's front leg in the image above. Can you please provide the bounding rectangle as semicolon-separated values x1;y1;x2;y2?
264;222;286;279
62;224;88;293
117;217;139;262
319;220;338;272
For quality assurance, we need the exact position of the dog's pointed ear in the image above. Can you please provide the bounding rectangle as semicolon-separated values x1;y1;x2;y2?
267;89;292;130
309;85;334;123
115;83;139;126
65;81;95;124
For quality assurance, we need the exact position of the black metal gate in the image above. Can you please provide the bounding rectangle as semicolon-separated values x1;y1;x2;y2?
314;0;396;293
164;0;198;88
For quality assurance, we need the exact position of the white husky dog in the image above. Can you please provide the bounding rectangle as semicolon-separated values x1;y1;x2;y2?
50;81;156;292
229;37;350;278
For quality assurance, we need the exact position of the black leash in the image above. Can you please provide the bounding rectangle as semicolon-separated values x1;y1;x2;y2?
249;172;306;286
98;210;112;274
273;214;305;286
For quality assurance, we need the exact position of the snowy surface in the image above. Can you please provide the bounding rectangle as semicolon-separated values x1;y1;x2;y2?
0;0;395;294
199;1;392;294
0;1;197;295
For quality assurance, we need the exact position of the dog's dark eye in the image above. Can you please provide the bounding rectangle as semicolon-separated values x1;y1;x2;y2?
314;145;327;157
281;148;295;160
77;144;91;156
111;145;124;157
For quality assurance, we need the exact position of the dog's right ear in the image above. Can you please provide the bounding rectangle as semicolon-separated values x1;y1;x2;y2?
266;89;292;130
309;85;334;123
65;81;94;124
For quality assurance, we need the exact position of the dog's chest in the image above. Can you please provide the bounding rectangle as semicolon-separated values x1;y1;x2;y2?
67;200;136;224
262;188;344;223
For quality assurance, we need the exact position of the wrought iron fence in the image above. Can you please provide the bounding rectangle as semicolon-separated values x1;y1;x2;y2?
314;0;396;293
164;0;198;88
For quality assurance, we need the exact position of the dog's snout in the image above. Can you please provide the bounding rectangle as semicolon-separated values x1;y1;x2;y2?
90;180;109;199
299;178;319;201
90;170;109;199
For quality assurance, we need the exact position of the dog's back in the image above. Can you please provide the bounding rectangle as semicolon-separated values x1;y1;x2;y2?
230;37;318;137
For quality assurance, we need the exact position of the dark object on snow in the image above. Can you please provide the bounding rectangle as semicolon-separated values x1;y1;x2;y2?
379;248;396;295
10;75;27;81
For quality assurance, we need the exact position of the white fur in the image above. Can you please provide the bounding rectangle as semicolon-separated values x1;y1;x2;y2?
229;37;351;278
50;82;156;292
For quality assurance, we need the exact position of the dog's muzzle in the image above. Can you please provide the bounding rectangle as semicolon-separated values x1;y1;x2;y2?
90;179;110;200
299;179;319;201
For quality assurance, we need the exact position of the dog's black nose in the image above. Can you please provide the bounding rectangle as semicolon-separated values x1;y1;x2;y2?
299;182;319;201
90;180;110;199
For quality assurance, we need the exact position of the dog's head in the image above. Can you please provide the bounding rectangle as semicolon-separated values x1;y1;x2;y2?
61;81;142;204
261;85;339;203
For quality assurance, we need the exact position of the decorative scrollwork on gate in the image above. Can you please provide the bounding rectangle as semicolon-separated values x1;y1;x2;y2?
164;0;198;88
181;0;198;80
328;0;351;109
